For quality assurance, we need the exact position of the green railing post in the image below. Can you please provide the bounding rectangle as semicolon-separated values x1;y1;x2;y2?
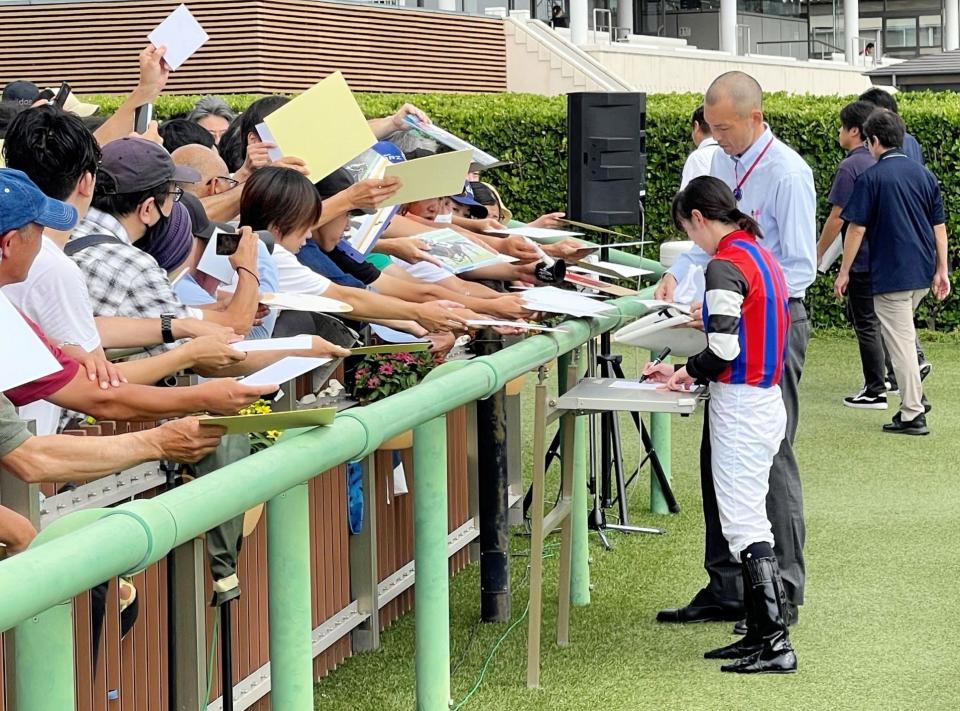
414;416;450;711
561;349;591;607
14;601;74;710
650;355;673;514
267;483;314;710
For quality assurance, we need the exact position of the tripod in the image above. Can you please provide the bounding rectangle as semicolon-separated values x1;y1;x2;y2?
585;332;680;548
525;333;680;549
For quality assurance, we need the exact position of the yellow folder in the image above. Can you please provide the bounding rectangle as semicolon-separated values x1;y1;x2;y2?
198;407;336;434
380;150;473;207
261;71;376;181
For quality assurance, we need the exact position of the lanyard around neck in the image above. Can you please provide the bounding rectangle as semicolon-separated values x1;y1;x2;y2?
733;137;775;202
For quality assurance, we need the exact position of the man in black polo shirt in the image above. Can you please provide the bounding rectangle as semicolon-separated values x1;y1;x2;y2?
835;109;951;435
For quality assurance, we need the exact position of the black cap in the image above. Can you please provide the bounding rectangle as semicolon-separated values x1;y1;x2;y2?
99;137;200;193
2;80;40;106
179;191;214;240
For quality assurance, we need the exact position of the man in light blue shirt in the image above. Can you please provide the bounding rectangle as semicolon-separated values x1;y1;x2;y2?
175;236;280;341
655;71;815;634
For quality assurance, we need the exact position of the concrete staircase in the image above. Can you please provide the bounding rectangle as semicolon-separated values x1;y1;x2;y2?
503;14;635;95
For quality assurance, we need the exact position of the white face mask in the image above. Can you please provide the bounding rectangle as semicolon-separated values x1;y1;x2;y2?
434;213;453;224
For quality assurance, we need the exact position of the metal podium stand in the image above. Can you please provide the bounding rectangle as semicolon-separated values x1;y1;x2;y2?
526;372;703;688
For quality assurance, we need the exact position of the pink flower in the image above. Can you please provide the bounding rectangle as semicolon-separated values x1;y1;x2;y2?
379;363;394;375
367;376;381;387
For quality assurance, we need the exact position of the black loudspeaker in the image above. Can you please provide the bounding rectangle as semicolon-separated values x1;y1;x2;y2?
567;92;646;227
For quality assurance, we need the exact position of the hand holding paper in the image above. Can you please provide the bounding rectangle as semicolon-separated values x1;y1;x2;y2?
379;150;473;207
260;72;376;180
147;4;209;71
199;407;336;434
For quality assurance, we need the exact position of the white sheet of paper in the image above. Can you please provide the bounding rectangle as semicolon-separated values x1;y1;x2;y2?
0;292;64;392
370;324;429;344
486;227;583;240
818;235;842;273
241;356;331;387
521;286;616;318
255;123;283;162
147;4;209;71
260;292;352;314
196;228;235;284
609;380;692;392
231;335;313;353
577;260;651;279
636;299;692;314
465;319;567;333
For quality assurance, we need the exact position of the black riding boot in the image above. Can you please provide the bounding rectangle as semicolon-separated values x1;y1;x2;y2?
704;559;761;660
721;549;797;674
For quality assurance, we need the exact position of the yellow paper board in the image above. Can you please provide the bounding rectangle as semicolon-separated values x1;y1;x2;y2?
350;342;430;355
262;72;376;180
198;407;336;434
380;150;473;207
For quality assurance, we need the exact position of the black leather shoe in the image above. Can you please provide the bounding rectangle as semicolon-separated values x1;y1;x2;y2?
657;591;743;624
883;412;929;436
733;603;797;635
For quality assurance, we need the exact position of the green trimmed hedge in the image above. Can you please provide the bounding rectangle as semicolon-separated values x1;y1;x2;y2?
84;91;960;330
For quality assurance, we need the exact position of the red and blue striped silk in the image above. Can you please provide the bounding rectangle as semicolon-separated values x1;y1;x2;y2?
712;232;790;388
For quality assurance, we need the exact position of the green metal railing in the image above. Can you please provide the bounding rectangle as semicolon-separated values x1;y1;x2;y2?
0;251;667;711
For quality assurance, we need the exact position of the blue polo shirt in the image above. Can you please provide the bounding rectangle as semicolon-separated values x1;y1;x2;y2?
841;149;943;295
903;132;924;165
826;146;875;273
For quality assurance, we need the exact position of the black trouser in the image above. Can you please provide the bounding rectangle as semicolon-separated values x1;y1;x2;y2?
847;271;889;396
699;299;810;609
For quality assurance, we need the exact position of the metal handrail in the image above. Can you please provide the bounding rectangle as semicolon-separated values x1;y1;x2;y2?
755;38;844;60
0;247;667;709
852;35;881;67
592;7;613;44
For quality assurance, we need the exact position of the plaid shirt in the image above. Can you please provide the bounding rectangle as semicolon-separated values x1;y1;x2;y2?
69;208;192;354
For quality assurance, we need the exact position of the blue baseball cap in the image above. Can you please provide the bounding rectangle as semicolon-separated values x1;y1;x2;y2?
449;181;488;218
0;168;78;234
372;141;406;164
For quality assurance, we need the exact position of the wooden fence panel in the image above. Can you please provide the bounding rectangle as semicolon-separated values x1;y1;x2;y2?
0;0;506;95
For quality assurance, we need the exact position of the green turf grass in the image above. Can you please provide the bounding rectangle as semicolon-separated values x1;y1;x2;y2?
316;333;960;711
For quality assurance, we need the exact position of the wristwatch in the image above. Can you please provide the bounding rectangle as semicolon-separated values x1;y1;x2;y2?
161;314;176;344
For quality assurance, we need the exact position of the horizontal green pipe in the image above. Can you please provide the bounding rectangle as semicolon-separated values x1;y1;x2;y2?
0;291;657;633
0;514;148;632
607;248;665;277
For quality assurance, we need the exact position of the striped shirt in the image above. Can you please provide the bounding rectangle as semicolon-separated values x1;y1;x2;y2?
686;231;789;388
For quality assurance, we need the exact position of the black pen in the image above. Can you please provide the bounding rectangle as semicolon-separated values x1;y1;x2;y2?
639;346;672;383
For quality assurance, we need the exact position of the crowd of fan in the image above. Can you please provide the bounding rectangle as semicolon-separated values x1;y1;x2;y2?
0;46;595;640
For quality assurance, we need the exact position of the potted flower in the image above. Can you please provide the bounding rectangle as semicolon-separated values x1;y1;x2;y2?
236;399;283;536
352;350;443;450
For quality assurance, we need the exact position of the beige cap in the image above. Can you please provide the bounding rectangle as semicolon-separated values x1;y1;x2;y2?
46;88;99;117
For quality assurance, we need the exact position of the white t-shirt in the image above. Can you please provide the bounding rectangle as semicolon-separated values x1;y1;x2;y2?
271;244;333;296
2;235;101;352
680;137;721;190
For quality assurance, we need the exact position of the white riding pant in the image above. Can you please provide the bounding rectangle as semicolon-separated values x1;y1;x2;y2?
708;381;786;561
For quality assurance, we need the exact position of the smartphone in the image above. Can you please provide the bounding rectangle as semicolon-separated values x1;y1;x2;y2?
215;232;242;256
53;82;71;109
133;102;153;134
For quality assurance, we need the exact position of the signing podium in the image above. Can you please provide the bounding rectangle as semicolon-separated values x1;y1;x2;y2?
526;367;704;687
